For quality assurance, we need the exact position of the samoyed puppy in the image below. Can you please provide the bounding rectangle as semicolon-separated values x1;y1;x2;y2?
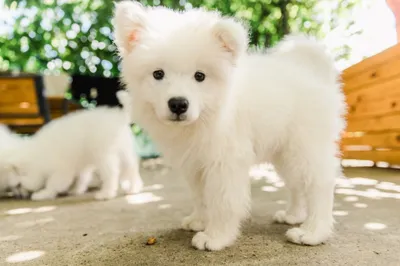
0;125;28;197
113;2;346;251
1;91;144;201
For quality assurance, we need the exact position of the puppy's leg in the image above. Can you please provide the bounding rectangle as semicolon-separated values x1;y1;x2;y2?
272;157;307;225
181;170;205;232
70;167;95;195
191;161;251;251
31;171;75;201
119;149;143;195
94;155;120;200
285;146;337;246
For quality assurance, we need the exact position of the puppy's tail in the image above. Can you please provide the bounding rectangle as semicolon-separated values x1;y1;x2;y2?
272;34;339;83
116;90;133;123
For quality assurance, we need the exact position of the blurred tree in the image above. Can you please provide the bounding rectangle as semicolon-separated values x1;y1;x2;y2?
0;0;362;76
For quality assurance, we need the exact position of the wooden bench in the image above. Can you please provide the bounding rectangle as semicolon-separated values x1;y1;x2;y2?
0;75;51;134
341;43;400;165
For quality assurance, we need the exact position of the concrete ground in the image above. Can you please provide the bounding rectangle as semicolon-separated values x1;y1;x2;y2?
0;161;399;266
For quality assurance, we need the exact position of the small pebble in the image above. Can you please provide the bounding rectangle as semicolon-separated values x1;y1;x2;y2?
83;233;88;237
146;237;157;245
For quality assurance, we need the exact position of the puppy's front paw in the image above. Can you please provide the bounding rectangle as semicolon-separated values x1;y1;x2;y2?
192;231;235;251
31;190;56;201
181;214;205;232
274;210;307;225
286;227;331;246
94;190;117;200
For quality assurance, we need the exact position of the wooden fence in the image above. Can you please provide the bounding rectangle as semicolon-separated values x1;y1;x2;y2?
341;44;400;165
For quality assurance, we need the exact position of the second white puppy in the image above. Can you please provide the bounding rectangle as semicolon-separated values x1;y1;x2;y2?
2;91;143;201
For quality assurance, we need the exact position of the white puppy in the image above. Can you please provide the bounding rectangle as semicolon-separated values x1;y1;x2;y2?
114;2;346;251
0;125;27;196
1;91;144;201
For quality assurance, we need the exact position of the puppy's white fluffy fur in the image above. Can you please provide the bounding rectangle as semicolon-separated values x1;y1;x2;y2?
114;2;346;251
1;91;143;201
0;125;26;195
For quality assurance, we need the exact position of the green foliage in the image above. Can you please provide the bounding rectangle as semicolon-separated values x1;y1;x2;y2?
0;0;362;76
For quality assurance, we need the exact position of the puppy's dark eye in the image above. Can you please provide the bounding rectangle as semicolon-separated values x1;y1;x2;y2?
194;71;205;82
153;70;164;80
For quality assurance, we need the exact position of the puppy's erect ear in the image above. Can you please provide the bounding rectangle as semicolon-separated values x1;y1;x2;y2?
212;18;249;62
113;1;148;55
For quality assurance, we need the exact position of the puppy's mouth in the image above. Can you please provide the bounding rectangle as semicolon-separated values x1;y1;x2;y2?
168;114;187;122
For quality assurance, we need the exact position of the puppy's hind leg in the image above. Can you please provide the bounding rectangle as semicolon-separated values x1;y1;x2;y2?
284;142;337;246
94;155;120;200
31;170;75;201
272;154;307;225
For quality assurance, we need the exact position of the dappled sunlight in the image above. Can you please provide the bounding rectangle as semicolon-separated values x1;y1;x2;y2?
143;184;164;192
364;222;387;230
249;164;279;182
32;206;56;213
333;210;349;217
276;200;286;205
125;192;163;205
261;186;278;192
342;159;374;167
6;250;45;263
336;178;356;188
343;196;359;202
158;204;171;210
376;162;390;168
375;182;400;192
5;208;32;215
15;217;54;228
350;177;379;186
5;206;57;215
336;188;400;200
0;235;21;242
353;203;368;208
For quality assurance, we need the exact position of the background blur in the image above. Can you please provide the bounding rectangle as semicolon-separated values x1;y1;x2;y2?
0;0;398;158
0;0;396;75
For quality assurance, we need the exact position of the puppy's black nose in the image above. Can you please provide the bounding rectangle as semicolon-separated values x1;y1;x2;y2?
168;97;189;115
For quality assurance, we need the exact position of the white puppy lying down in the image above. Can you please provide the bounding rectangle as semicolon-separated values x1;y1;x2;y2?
114;2;346;251
1;91;143;201
0;125;27;196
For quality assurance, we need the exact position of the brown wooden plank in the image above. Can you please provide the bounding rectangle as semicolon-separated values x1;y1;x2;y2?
0;78;37;104
342;149;400;164
342;43;400;81
343;54;400;93
346;113;400;132
346;95;400;119
345;75;400;106
0;104;39;115
342;131;400;148
0;117;44;126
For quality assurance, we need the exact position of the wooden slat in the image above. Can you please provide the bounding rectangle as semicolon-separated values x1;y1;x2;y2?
0;78;40;115
345;75;400;105
346;94;400;119
343;54;400;93
0;117;44;126
0;104;39;115
346;113;400;132
342;149;400;165
342;131;400;148
342;44;400;81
